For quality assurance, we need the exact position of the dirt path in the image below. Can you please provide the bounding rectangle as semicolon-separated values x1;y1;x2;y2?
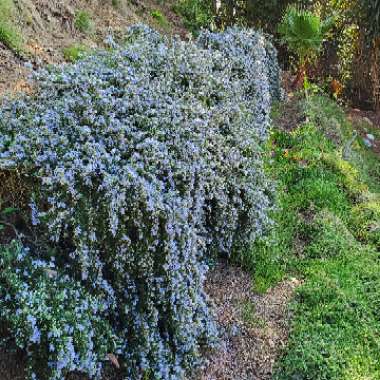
192;263;300;380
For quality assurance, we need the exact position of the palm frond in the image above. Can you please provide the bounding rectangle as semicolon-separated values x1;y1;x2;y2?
278;5;333;64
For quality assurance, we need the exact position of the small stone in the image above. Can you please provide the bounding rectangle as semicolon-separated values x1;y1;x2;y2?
363;138;372;148
363;117;374;127
229;324;242;337
366;133;375;141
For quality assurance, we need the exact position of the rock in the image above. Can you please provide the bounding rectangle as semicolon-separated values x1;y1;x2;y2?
363;117;374;127
366;133;375;141
363;138;373;148
229;324;242;337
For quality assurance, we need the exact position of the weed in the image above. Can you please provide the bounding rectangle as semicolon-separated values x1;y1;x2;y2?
240;301;267;328
173;0;213;35
0;0;23;53
63;44;90;62
74;10;94;34
150;10;169;29
0;23;22;52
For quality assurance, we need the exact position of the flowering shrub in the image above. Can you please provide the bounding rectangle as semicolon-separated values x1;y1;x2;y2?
264;37;283;102
0;25;280;379
0;241;117;380
197;27;283;130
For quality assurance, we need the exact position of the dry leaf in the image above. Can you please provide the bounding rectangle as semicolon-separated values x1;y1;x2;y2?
107;353;120;369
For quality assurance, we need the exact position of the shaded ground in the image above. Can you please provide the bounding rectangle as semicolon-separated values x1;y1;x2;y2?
348;108;380;156
192;263;300;380
0;346;26;380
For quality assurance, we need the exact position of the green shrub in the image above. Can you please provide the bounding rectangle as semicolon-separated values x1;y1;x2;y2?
0;0;23;53
173;0;213;34
74;10;94;34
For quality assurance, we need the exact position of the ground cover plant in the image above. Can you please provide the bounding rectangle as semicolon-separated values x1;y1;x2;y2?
245;94;380;379
62;44;90;62
0;0;23;54
74;10;94;34
0;25;280;380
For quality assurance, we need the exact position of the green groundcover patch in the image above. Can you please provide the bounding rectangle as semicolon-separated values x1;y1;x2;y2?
243;95;380;380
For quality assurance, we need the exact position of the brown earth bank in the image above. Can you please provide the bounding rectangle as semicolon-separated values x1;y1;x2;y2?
0;0;187;96
191;263;300;380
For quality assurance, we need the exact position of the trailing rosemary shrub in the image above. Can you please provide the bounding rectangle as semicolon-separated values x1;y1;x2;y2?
0;241;117;380
0;25;279;379
197;27;283;132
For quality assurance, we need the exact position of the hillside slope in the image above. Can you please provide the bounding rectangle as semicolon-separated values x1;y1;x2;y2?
0;0;187;95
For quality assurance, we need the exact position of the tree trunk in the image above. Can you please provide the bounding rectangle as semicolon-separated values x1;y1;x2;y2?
372;37;380;113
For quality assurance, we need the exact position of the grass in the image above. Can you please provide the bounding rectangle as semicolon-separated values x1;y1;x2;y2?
242;95;380;379
0;0;23;54
74;10;94;34
63;44;90;62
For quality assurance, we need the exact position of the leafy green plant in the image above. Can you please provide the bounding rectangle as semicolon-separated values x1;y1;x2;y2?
173;0;213;34
74;10;94;34
0;23;23;52
62;44;90;62
150;10;169;29
278;5;333;90
0;0;23;53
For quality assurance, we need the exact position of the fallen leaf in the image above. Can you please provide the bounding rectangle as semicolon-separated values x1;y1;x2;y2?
107;353;120;369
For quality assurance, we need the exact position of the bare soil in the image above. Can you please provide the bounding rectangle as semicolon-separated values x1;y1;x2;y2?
191;262;300;380
0;0;187;96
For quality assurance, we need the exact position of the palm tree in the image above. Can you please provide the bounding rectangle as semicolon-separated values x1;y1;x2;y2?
278;5;333;90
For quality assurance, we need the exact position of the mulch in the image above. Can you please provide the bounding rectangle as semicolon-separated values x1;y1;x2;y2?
191;262;300;380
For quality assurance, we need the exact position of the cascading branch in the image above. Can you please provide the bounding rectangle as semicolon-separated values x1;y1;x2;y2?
0;25;281;380
0;241;118;380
